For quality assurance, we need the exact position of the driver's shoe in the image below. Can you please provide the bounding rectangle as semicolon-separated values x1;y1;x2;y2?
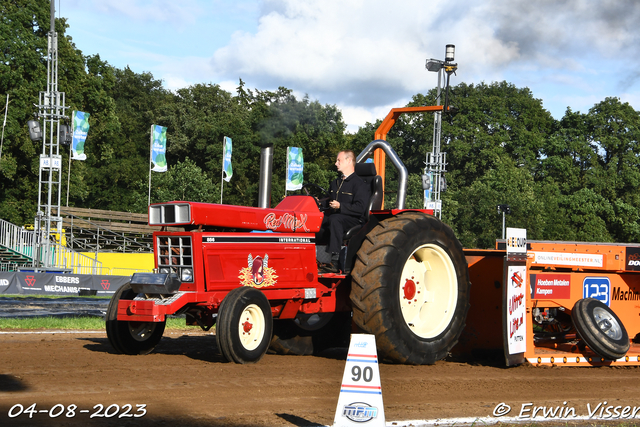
319;262;340;274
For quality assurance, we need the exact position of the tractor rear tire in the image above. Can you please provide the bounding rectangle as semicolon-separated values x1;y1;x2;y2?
106;283;166;355
269;312;351;355
216;287;273;364
350;212;470;365
572;298;630;360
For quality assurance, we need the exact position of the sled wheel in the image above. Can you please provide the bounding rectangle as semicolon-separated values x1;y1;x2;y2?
216;287;273;364
350;212;471;365
572;298;630;360
269;312;351;356
106;283;166;355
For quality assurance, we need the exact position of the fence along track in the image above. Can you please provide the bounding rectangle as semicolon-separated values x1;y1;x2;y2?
0;218;101;275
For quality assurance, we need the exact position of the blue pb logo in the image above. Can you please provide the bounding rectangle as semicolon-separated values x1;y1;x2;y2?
583;277;611;306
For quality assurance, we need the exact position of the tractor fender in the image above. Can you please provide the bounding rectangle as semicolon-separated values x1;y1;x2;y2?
344;210;438;274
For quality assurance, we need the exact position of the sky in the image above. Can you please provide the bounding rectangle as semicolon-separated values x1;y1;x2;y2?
59;0;640;132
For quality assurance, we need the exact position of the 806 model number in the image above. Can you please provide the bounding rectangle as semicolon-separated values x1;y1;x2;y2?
8;403;147;419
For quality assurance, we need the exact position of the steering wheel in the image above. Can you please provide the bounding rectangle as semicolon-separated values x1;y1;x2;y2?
301;183;330;211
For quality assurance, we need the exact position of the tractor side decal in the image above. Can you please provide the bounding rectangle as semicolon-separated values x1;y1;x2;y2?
263;212;309;232
239;254;278;288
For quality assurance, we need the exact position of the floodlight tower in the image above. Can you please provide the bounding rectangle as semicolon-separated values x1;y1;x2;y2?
31;1;69;268
424;44;457;219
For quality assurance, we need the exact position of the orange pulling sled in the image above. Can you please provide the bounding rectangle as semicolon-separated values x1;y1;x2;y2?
459;240;640;367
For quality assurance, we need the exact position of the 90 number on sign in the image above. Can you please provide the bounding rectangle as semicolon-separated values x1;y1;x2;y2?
351;365;373;382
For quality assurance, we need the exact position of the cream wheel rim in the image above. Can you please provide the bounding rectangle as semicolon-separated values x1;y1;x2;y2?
399;243;458;339
238;304;266;351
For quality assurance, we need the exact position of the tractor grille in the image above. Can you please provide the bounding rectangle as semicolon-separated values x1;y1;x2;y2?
149;203;190;225
157;236;193;282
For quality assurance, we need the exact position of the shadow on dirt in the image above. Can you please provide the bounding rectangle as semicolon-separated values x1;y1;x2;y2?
446;349;512;368
81;334;347;364
81;335;225;363
0;374;29;392
276;413;325;426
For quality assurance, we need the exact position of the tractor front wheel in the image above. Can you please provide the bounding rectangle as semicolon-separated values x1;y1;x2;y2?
106;283;166;355
350;212;470;365
216;287;273;364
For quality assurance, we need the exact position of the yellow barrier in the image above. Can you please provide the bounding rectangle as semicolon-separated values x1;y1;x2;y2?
79;252;154;276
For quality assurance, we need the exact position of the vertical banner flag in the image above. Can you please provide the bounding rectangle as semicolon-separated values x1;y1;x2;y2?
286;146;303;191
71;111;90;160
222;136;233;182
151;125;167;172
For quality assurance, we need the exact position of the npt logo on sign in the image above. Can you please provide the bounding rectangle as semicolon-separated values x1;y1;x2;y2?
583;277;611;306
342;402;378;423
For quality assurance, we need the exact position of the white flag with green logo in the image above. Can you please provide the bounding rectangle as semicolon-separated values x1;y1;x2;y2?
71;111;90;161
222;136;232;182
286;147;303;191
151;125;167;172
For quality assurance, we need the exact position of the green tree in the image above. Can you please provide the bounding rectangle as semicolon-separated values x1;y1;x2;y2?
0;0;50;224
141;158;219;210
81;67;170;212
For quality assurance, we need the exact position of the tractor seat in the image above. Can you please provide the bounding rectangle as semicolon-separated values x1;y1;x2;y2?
344;162;383;240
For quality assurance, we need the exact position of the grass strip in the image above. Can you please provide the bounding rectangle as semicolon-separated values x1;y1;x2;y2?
0;316;188;330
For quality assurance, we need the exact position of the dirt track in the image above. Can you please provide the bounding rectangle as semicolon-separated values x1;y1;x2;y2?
2;329;640;426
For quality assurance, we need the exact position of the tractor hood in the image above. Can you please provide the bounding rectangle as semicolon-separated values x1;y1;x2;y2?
148;196;323;233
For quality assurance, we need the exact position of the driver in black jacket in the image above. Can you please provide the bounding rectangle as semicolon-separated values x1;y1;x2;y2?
316;150;370;273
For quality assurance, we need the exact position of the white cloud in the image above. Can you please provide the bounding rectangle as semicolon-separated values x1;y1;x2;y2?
209;0;451;107
63;0;640;128
339;103;399;133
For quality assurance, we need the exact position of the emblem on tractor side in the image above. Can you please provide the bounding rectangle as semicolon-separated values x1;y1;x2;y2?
239;254;278;288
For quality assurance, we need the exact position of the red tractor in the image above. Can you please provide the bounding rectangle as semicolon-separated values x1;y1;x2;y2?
106;138;471;364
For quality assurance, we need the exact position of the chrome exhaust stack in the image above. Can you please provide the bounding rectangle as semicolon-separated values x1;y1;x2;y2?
258;144;274;208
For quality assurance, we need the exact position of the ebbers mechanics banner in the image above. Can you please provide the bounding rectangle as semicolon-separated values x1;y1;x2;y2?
0;272;128;296
151;125;167;172
71;111;90;160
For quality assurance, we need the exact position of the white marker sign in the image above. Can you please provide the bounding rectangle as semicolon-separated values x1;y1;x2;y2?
333;334;385;427
40;155;62;170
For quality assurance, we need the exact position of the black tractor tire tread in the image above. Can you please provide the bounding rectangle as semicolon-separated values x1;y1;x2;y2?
215;292;233;362
269;312;352;356
350;212;471;365
105;283;166;355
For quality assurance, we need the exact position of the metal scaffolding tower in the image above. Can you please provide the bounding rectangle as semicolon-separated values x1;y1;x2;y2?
424;45;457;219
424;65;446;218
33;1;68;269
